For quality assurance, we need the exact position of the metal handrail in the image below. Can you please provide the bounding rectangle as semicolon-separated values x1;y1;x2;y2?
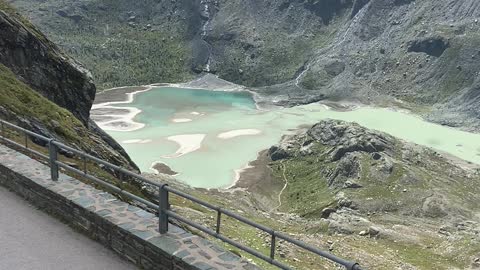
0;119;363;270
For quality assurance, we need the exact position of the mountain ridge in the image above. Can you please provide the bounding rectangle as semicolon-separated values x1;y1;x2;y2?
8;0;480;131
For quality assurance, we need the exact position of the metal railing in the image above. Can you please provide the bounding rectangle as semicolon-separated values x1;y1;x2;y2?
0;119;363;270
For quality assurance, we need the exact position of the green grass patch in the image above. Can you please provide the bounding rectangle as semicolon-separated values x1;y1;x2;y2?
8;0;194;90
269;143;336;217
0;63;85;142
58;26;193;89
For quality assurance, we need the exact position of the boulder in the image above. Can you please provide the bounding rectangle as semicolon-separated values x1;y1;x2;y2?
327;152;361;187
407;36;450;57
56;10;68;17
321;208;337;219
368;226;380;236
268;145;291;161
324;60;346;77
56;9;83;23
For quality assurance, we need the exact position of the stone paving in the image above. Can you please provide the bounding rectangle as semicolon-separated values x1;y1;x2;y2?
0;144;261;270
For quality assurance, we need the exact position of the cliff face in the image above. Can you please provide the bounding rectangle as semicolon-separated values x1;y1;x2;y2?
0;2;137;171
0;9;94;124
284;0;480;130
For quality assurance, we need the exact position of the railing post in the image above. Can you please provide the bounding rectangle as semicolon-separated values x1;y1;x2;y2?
24;131;28;149
48;139;59;181
83;156;87;175
159;184;169;234
1;121;5;140
270;232;276;260
216;209;222;234
347;262;361;270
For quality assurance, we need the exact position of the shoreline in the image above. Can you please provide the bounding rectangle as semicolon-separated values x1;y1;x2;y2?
91;86;154;132
150;161;179;176
161;134;206;158
228;164;254;189
217;129;262;139
92;75;480;136
91;77;480;191
226;149;280;203
91;75;262;132
172;118;193;123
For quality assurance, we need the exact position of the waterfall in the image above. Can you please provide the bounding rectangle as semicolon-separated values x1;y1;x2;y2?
295;62;312;88
205;58;211;72
201;0;212;73
201;0;210;37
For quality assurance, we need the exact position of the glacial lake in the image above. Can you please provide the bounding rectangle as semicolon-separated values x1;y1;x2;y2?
94;87;480;188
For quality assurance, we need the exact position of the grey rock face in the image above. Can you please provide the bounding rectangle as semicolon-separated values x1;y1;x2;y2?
324;60;346;77
270;119;396;166
308;120;393;161
351;0;370;17
327;152;361;188
0;10;95;125
428;77;480;131
407;36;450;57
269;120;398;194
268;145;292;161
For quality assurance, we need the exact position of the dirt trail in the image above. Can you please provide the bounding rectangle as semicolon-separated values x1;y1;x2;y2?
271;161;288;212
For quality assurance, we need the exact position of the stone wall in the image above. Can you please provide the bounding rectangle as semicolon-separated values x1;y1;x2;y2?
0;144;258;270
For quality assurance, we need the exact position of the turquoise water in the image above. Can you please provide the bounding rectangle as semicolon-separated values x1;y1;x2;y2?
103;87;480;188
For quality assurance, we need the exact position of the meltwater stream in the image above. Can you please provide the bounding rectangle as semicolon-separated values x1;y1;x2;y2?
93;86;480;189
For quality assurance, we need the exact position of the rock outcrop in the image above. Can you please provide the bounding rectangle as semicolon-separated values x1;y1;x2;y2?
268;119;480;224
0;3;137;171
0;10;94;125
407;36;450;57
262;119;480;268
307;120;393;161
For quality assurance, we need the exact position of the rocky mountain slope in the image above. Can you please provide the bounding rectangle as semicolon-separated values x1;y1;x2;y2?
8;0;480;130
0;2;137;173
7;0;197;89
247;119;480;269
